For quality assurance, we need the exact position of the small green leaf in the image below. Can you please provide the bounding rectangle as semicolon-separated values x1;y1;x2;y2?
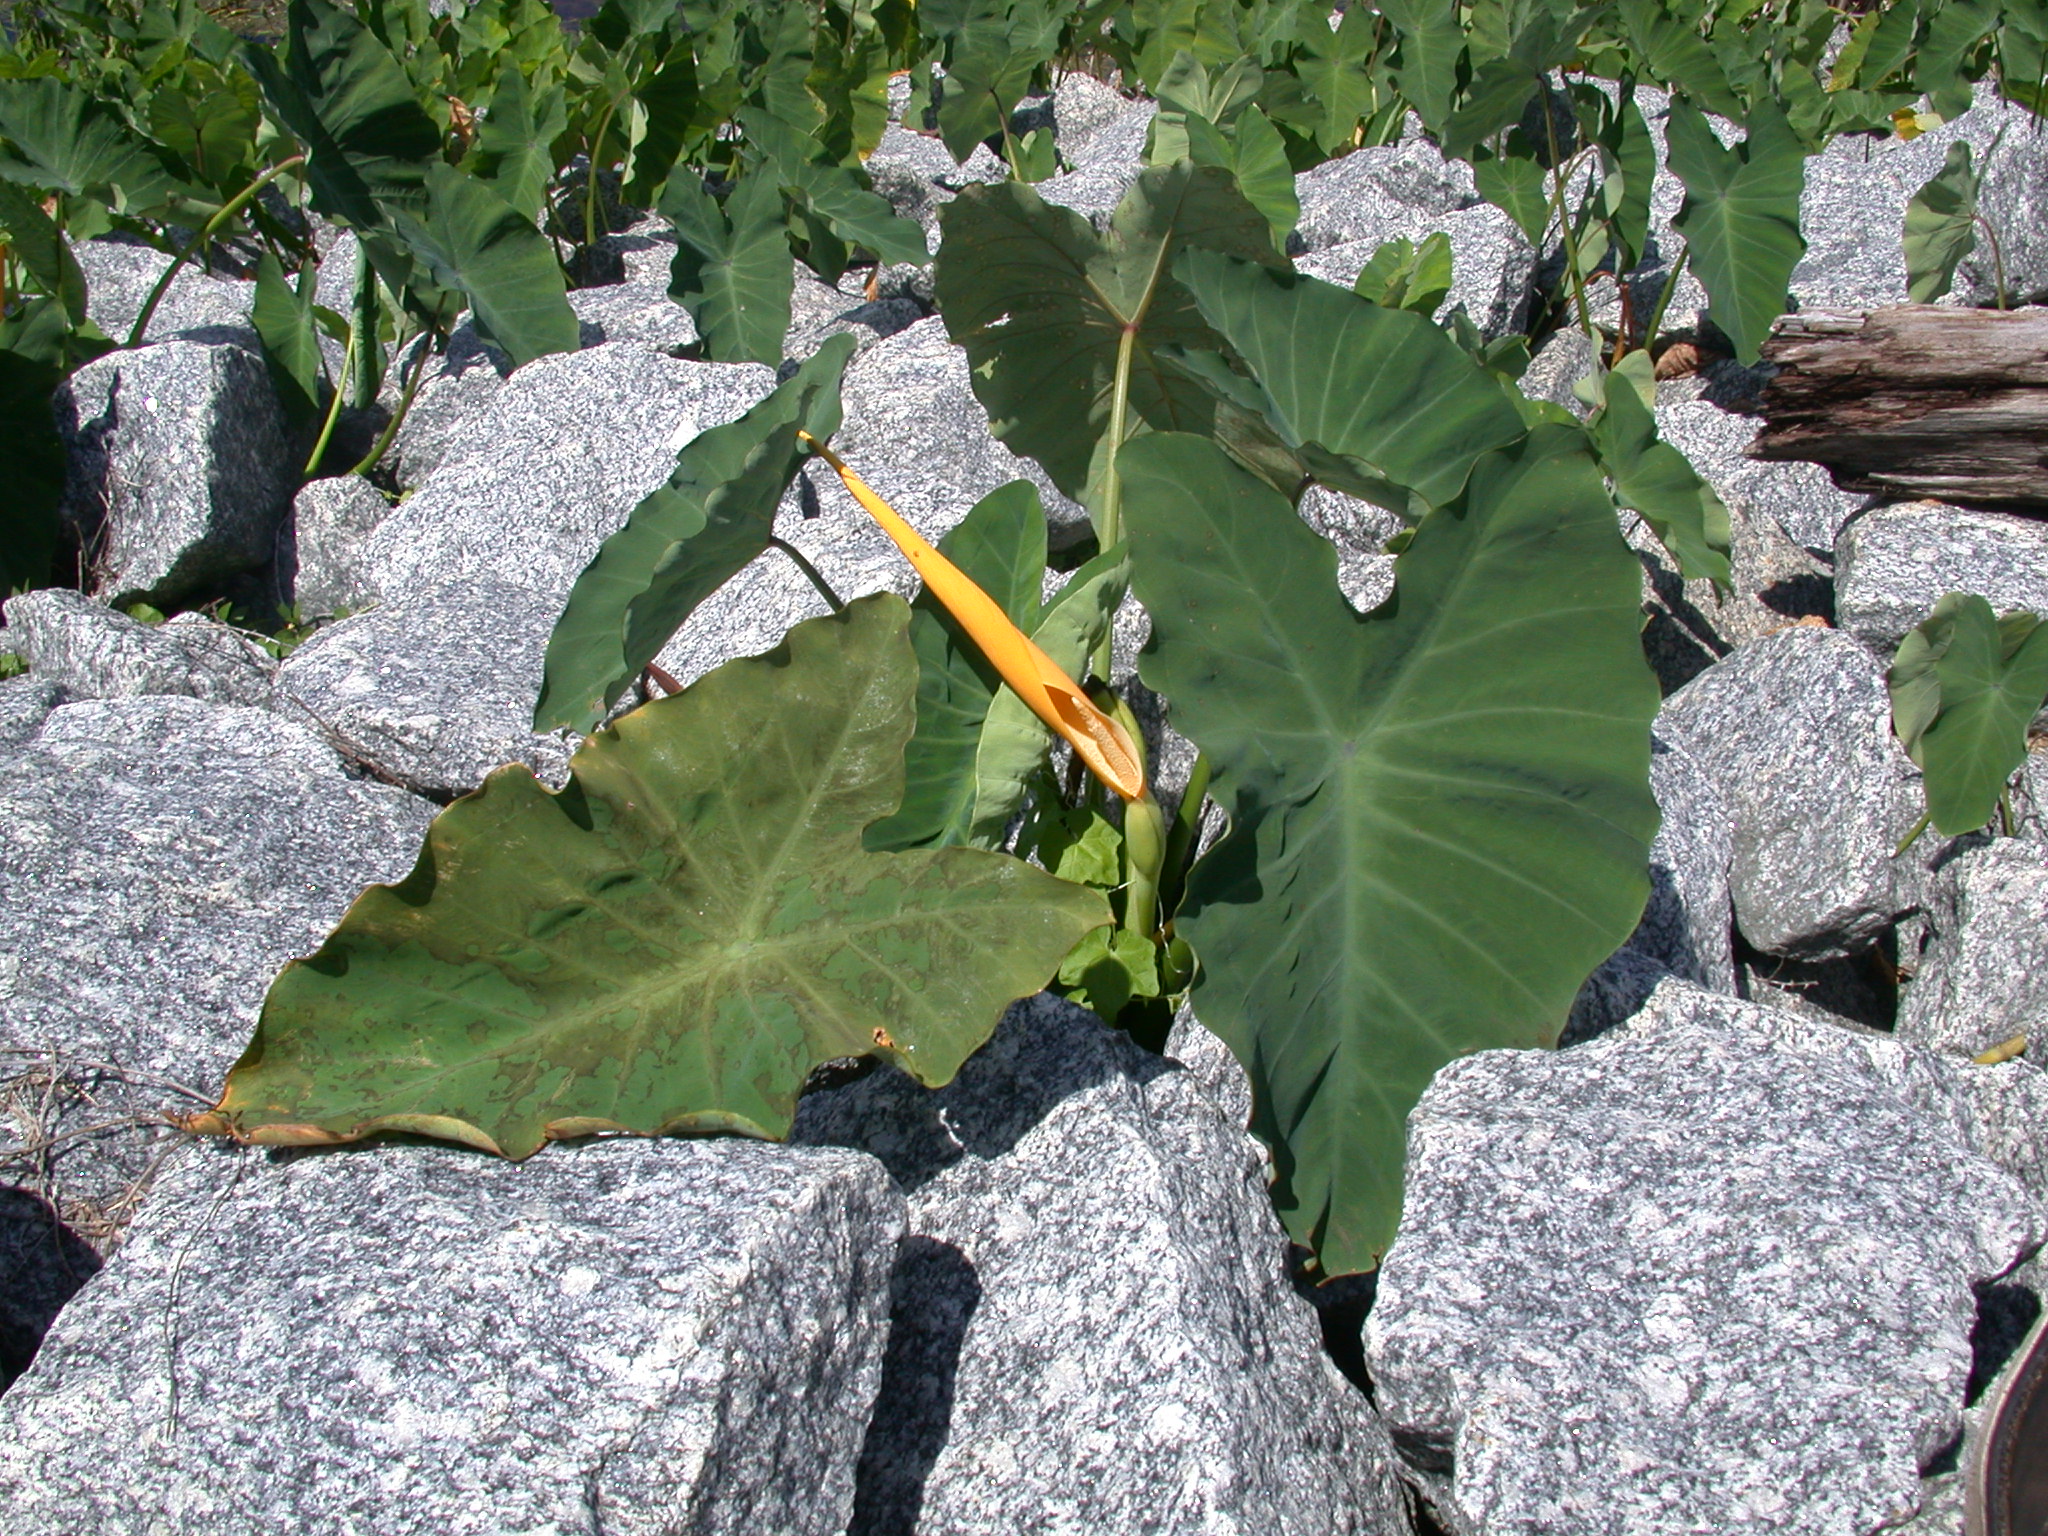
1588;359;1734;587
663;170;795;366
1184;106;1297;251
864;481;1127;852
1020;800;1126;887
1904;140;1980;304
199;594;1110;1155
1122;426;1659;1273
1375;0;1465;133
252;251;326;425
1352;231;1454;316
1473;146;1551;248
1917;0;1999;118
1667;98;1809;365
471;67;568;222
929;0;1065;162
1057;925;1162;1022
536;333;855;735
389;162;579;367
743;110;930;267
623;43;700;208
1171;250;1528;511
147;70;259;190
1890;593;2048;836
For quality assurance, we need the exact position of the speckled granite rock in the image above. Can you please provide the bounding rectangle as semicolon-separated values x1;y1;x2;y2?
362;348;777;604
1293;143;1536;337
567;279;701;352
2;589;274;706
73;239;252;342
1899;840;2048;1060
1034;97;1158;226
277;474;392;619
0;1136;904;1536
1653;392;1860;558
386;334;513;491
0;1190;98;1392
863;123;1007;238
274;577;571;798
794;994;1412;1536
0;674;59;750
1658;624;1922;957
56;337;295;607
1569;730;1735;1039
784;271;927;361
1365;977;2046;1536
0;697;434;1234
1835;503;2048;656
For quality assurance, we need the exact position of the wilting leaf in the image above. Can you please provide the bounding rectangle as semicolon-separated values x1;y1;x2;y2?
388;162;578;366
934;164;1281;501
663;170;795;365
1587;358;1733;586
865;480;1127;852
189;595;1109;1155
252;251;327;424
536;334;855;734
1904;140;1980;304
1890;593;2048;836
1171;249;1528;511
1121;428;1659;1273
1667;98;1808;364
241;0;441;228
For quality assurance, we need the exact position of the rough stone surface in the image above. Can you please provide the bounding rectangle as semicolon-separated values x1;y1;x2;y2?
1655;392;1861;558
1035;98;1159;225
1657;624;1923;957
1050;73;1139;163
863;123;1006;238
1294;143;1537;336
567;278;701;353
386;334;513;491
0;674;59;751
1898;840;2048;1060
1835;502;2048;656
0;1137;905;1536
784;271;927;362
0;697;434;1226
2;589;273;706
1570;730;1736;1040
363;348;777;605
793;994;1412;1536
592;216;681;287
1365;976;2045;1536
276;474;392;619
275;577;571;799
0;1190;98;1392
74;239;253;342
56;337;297;606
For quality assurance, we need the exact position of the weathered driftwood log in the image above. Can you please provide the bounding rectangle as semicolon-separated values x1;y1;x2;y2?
1752;306;2048;513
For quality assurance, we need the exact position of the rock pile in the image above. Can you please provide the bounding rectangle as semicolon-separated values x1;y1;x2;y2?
2;68;2045;1536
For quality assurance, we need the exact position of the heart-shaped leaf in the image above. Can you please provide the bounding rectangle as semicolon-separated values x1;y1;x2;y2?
1890;593;2048;836
662;169;796;365
1904;140;1980;304
934;163;1281;501
1121;427;1660;1273
1667;98;1808;365
189;594;1109;1155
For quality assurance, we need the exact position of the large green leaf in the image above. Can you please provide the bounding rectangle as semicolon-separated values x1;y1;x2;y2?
0;76;181;211
536;334;855;734
1890;593;2048;836
1667;98;1808;365
1170;249;1529;511
865;480;1128;853
1904;140;1980;304
1616;0;1745;116
926;0;1066;162
242;0;442;229
1120;428;1660;1273
1587;357;1733;586
388;161;578;367
470;66;568;222
1182;106;1298;251
0;179;86;324
1917;0;1999;117
933;163;1281;502
192;594;1109;1155
146;64;261;190
662;169;796;366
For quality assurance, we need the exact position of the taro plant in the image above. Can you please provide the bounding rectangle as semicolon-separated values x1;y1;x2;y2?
1890;593;2048;847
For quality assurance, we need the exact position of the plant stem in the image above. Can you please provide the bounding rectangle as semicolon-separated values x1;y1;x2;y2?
1091;321;1140;679
1640;244;1690;354
1975;213;2012;309
1158;749;1210;919
128;155;305;348
1122;790;1166;941
769;536;846;612
583;105;619;252
1541;95;1596;341
342;330;429;481
302;336;354;478
1893;808;1933;856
